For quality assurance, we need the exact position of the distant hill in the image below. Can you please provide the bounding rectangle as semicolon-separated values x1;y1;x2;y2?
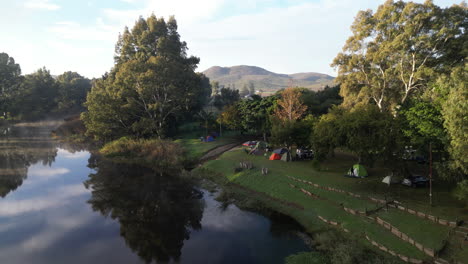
202;65;335;95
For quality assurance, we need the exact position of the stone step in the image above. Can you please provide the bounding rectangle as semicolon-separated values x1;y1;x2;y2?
434;258;450;264
455;230;468;236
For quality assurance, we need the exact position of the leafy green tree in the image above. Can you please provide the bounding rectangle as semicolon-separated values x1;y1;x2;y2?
311;106;346;160
312;105;398;165
401;100;447;149
301;85;342;116
56;71;91;112
217;104;242;131
14;67;59;120
213;87;240;110
332;1;466;112
271;115;315;148
237;95;277;140
83;15;208;139
440;64;467;176
0;52;22;117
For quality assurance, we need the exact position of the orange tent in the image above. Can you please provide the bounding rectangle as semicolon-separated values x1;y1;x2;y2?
269;153;282;160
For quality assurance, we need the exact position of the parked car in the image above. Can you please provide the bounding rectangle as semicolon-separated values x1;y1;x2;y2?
401;175;429;187
296;147;314;160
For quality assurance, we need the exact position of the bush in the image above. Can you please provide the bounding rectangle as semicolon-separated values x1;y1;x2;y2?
313;230;401;264
100;137;185;169
285;251;328;264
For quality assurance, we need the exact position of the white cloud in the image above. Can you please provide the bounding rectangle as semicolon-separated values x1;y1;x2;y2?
24;0;60;10
0;184;89;217
57;148;90;159
28;167;70;178
20;212;93;252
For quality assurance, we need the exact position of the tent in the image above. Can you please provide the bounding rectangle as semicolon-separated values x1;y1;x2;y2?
280;151;292;162
382;175;400;185
269;153;282;160
249;141;269;156
255;141;269;150
346;164;368;178
273;148;288;155
206;136;215;142
382;176;392;185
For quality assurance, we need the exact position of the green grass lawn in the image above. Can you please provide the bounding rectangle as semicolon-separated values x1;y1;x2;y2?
376;209;451;250
195;147;467;263
175;131;241;161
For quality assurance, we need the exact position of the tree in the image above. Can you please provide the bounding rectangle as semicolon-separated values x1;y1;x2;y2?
83;15;208;139
332;1;467;112
0;52;22;117
14;67;59;120
217;104;241;131
311;106;346;160
211;81;220;96
300;85;343;116
274;87;307;121
401;100;447;149
438;64;467;200
213;87;240;110
271;115;315;149
248;81;255;95
441;64;467;173
311;105;399;165
237;95;277;140
240;84;249;97
56;71;91;112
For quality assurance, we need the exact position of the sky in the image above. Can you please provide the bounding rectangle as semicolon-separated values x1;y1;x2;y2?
0;0;462;78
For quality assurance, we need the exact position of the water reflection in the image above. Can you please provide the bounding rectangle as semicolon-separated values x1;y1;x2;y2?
0;123;58;197
0;122;309;264
84;157;204;263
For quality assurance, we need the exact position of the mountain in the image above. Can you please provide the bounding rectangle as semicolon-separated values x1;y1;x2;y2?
202;65;335;95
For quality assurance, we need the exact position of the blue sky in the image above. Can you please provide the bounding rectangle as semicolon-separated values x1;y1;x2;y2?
0;0;461;78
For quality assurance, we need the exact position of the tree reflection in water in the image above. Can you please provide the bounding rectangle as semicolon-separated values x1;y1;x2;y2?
0;123;58;197
84;156;204;263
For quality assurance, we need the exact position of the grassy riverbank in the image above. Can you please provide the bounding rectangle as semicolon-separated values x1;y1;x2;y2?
192;146;468;264
54;117;467;263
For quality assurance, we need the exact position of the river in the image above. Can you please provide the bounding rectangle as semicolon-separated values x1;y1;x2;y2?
0;122;309;264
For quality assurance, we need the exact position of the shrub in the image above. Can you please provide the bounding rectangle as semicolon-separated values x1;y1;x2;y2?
100;137;185;169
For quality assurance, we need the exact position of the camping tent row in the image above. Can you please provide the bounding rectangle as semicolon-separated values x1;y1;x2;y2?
269;148;291;162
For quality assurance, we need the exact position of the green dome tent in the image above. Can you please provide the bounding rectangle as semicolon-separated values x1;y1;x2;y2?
346;164;368;178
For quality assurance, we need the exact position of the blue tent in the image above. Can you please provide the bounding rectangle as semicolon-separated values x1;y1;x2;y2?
206;136;215;142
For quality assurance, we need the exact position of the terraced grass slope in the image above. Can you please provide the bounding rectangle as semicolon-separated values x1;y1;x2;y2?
195;147;468;264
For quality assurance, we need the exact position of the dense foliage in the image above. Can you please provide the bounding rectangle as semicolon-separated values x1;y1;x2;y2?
332;0;467;112
82;15;210;140
0;52;91;120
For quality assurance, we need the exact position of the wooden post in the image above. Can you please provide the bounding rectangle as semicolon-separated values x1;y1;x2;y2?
429;142;433;206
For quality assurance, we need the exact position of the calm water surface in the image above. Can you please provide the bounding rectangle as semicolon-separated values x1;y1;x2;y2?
0;122;309;263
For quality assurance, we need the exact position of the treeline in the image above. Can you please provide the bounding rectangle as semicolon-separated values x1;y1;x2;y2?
0;53;91;120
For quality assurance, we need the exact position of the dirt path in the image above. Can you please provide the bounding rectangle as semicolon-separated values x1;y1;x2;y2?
199;142;241;163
